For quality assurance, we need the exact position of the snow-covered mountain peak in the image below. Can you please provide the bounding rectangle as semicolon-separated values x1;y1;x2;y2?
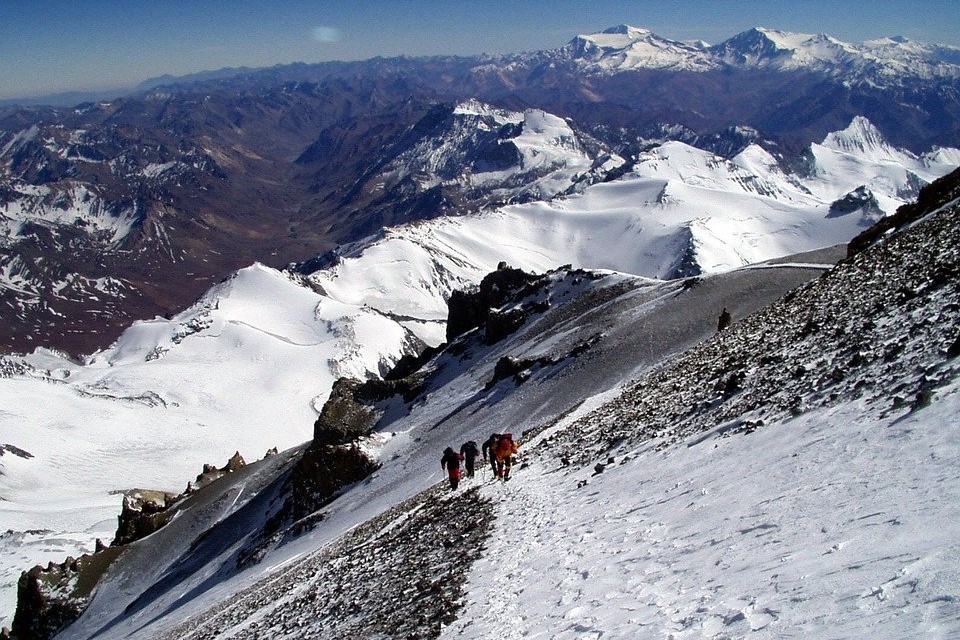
821;116;912;162
451;99;523;126
710;27;858;70
567;25;715;71
352;100;618;209
557;25;960;84
591;24;654;43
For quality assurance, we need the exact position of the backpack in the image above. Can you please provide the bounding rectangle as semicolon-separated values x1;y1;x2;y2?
494;433;517;458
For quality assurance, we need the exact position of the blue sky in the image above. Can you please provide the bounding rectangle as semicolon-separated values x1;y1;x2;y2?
2;0;958;100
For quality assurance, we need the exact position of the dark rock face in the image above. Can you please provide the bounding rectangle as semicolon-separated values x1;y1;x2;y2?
11;546;124;640
312;378;382;445
12;563;87;640
484;307;529;344
240;377;391;564
111;490;181;547
288;443;380;525
446;265;544;342
828;185;884;220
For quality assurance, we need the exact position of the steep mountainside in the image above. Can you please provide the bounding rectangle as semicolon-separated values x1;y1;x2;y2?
292;99;622;238
51;169;960;639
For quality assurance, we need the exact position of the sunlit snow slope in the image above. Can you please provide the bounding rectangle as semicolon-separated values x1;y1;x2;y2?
0;117;956;627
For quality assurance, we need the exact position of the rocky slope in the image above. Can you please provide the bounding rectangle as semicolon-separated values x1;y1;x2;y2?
47;247;844;638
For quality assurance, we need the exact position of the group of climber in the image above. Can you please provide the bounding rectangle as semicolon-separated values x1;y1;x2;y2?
440;432;519;489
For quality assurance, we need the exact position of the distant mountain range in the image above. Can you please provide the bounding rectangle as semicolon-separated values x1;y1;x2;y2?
2;25;960;356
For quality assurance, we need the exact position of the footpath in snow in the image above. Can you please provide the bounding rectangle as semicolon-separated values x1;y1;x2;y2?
446;388;960;639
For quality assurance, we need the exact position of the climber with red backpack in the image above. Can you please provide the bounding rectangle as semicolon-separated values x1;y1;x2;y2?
491;432;519;481
441;446;464;490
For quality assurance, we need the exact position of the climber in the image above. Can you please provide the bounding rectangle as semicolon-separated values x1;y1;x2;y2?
492;432;520;481
482;433;501;476
460;440;480;478
717;307;732;332
440;446;464;490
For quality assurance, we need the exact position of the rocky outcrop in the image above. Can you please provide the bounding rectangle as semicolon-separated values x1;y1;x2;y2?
111;490;181;547
312;379;382;445
9;449;264;637
445;264;544;342
10;547;124;640
110;452;250;548
241;377;395;565
185;450;247;494
313;375;427;446
288;443;380;526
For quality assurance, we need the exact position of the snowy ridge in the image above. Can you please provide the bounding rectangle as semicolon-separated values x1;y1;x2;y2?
567;24;715;72
311;119;958;313
561;24;960;85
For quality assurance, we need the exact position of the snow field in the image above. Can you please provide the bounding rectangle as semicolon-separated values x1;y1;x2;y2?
446;389;960;639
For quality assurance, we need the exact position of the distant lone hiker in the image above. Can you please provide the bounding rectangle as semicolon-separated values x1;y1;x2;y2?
460;440;480;478
492;432;520;481
441;447;464;490
717;307;732;332
482;433;501;475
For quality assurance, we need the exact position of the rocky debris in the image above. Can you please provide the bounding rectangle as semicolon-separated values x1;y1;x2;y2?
540;171;960;469
159;485;494;640
111;489;181;547
10;546;124;640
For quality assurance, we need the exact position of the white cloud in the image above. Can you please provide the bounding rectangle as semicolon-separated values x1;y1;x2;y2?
311;26;341;43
